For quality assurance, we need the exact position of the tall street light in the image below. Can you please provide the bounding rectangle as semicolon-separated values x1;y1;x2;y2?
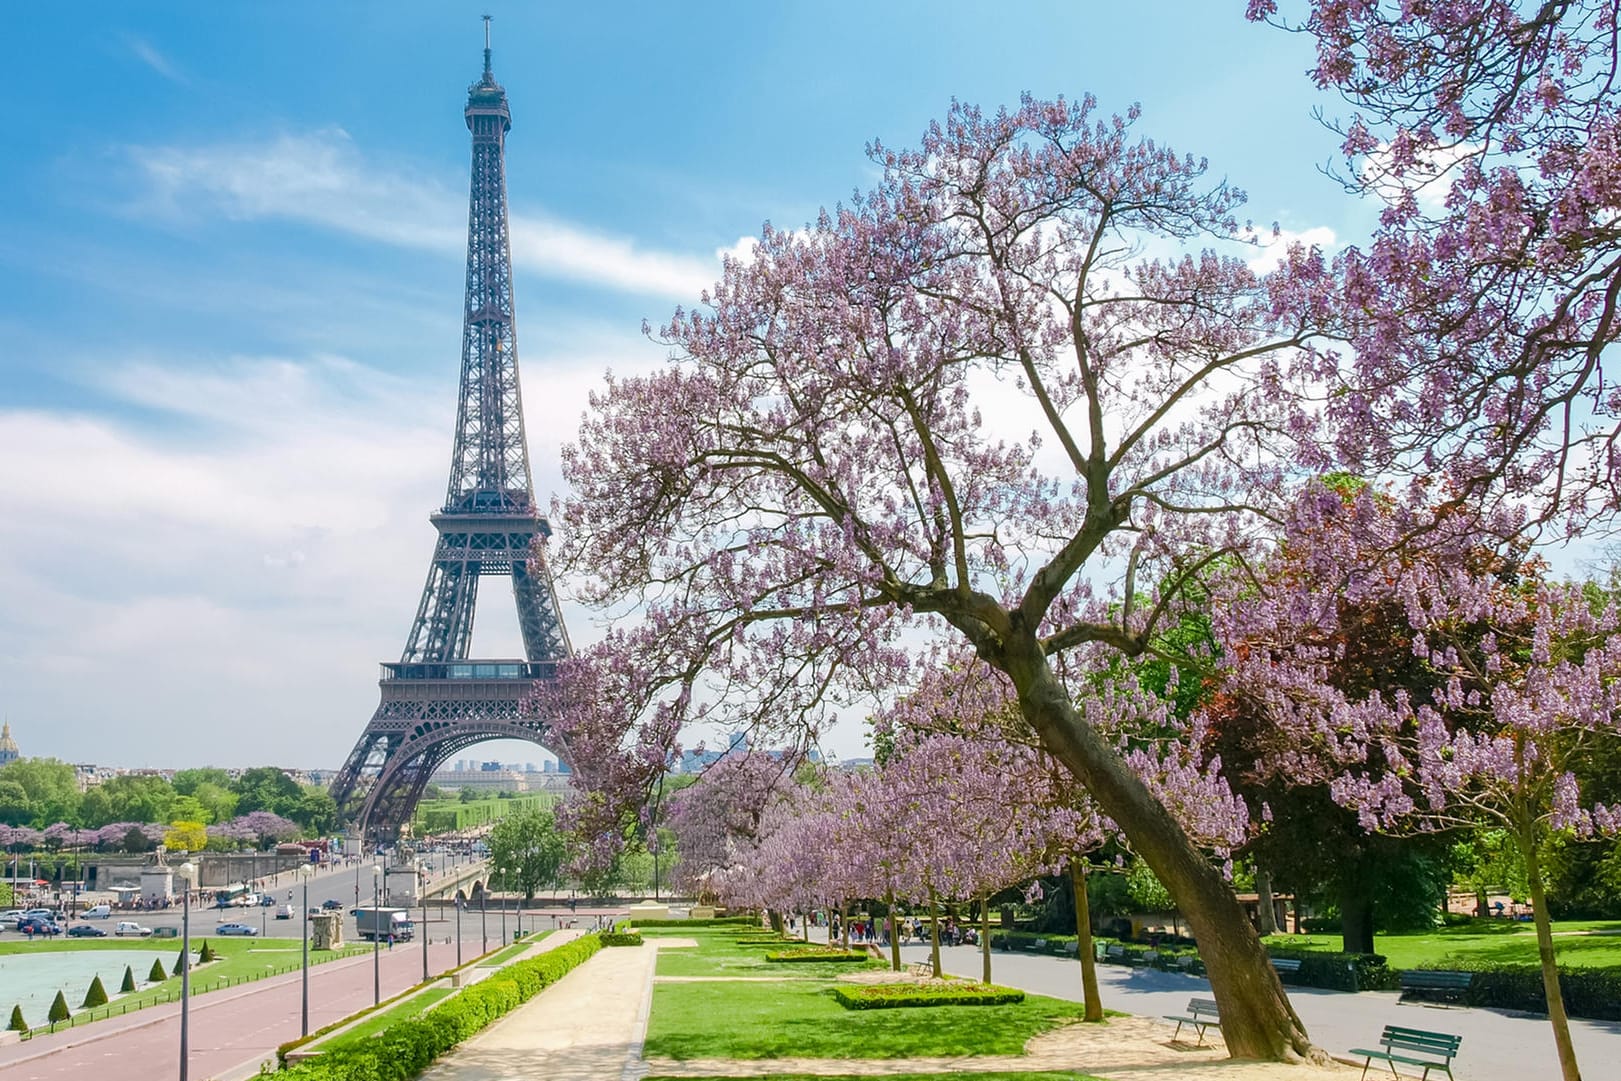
420;868;429;983
371;864;381;1006
177;861;196;1081
498;861;507;945
455;896;462;967
480;886;487;955
299;863;313;1037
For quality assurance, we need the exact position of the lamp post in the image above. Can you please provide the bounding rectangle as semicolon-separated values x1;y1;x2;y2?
177;861;196;1081
420;870;429;982
371;865;381;1006
455;896;462;967
299;863;312;1037
480;888;487;954
499;862;508;944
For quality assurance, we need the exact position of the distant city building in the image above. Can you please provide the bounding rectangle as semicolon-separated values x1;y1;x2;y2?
426;765;572;795
0;722;18;766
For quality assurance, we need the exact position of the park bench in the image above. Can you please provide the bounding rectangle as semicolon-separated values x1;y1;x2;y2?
1163;997;1221;1046
1270;957;1303;981
1398;969;1474;1006
1349;1025;1462;1081
1172;954;1202;974
906;961;934;978
1134;949;1160;967
1103;944;1129;964
1030;938;1047;951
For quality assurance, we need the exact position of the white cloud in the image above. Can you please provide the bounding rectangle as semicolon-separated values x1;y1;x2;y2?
126;130;721;300
0;327;663;768
125;36;187;85
1244;225;1337;273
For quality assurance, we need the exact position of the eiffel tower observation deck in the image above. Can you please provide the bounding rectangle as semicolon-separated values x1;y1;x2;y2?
330;22;572;843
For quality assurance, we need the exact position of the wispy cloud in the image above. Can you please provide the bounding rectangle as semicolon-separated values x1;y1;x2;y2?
125;129;721;300
125;35;187;85
1244;225;1337;273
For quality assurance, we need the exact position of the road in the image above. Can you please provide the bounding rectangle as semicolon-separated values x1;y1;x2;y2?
900;942;1621;1081
0;903;627;1081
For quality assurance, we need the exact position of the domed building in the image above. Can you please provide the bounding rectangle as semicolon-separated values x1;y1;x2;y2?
0;722;18;766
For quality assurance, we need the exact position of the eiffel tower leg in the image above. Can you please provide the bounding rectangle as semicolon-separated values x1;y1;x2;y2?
512;555;571;662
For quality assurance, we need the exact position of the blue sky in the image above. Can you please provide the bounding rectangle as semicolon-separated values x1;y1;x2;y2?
0;3;1358;769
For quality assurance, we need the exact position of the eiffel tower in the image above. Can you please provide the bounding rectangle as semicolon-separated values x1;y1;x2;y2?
330;22;571;843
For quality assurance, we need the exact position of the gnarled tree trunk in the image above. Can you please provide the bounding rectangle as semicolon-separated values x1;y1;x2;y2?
1070;861;1103;1022
1004;641;1313;1061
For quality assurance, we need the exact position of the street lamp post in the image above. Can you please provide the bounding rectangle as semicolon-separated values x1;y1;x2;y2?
480;889;487;954
299;863;312;1037
177;861;196;1081
455;897;462;967
420;871;429;982
371;865;381;1006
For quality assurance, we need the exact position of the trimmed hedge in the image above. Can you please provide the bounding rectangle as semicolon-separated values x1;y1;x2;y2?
626;916;757;927
275;933;603;1080
832;983;1026;1010
1430;963;1621;1022
600;932;644;947
765;948;868;963
81;976;108;1009
1265;948;1394;992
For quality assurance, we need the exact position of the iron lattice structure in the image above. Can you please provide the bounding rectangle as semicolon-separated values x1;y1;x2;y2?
330;42;572;842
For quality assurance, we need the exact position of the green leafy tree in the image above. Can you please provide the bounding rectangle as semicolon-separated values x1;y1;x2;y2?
292;787;338;834
189;782;238;823
7;1005;25;1032
1126;859;1174;914
81;976;107;1009
172;767;231;795
46;991;69;1024
0;779;32;826
0;759;80;826
487;807;568;902
80;774;177;828
231;767;301;818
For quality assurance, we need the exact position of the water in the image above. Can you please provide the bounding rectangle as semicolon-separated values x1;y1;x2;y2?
0;948;183;1022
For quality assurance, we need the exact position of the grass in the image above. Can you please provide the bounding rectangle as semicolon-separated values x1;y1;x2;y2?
644;926;886;980
643;980;1089;1060
320;985;457;1047
5;936;371;1034
643;1074;1106;1081
1266;920;1621;969
474;928;553;967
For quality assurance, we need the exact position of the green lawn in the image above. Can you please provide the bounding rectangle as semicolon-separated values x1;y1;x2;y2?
473;928;554;967
644;926;885;980
319;985;457;1047
643;980;1089;1060
1266;921;1621;969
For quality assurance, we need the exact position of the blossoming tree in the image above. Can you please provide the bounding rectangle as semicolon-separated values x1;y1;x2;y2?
548;92;1352;1058
1219;483;1621;1081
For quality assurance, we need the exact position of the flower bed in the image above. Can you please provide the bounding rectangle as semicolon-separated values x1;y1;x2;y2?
766;948;868;963
832;983;1026;1010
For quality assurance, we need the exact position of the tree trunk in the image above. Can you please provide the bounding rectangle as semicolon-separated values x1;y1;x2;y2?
1255;867;1277;936
927;884;942;979
1340;889;1375;956
1475;887;1489;919
980;896;992;984
1005;641;1313;1061
1520;819;1583;1081
887;889;901;972
1070;861;1103;1022
841;901;850;950
768;909;783;935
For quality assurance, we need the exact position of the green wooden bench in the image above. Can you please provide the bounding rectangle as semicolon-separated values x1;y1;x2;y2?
1398;969;1474;1006
1163;996;1221;1046
1271;956;1302;980
1349;1025;1461;1080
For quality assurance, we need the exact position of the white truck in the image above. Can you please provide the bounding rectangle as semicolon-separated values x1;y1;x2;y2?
353;906;414;942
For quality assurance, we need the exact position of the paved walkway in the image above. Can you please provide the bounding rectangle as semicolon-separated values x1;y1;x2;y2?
418;941;660;1081
897;942;1621;1081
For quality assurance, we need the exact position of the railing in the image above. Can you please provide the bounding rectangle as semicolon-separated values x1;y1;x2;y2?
18;945;369;1039
379;661;556;682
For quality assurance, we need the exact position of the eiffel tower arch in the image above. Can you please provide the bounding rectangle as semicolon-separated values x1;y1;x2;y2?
330;26;571;843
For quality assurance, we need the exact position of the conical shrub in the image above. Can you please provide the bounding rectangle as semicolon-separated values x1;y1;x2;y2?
47;991;69;1024
148;958;167;982
198;941;215;963
7;1005;25;1032
81;976;108;1009
120;965;136;994
172;949;186;977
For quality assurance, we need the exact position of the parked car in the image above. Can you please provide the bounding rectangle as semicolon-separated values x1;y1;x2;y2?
114;921;153;937
320;899;344;910
66;924;107;937
82;903;112;919
274;904;296;920
215;922;258;936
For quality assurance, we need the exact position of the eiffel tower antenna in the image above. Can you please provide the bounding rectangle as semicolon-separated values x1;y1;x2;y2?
329;32;572;843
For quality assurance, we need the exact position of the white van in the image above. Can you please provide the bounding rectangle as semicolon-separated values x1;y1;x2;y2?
83;904;112;919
